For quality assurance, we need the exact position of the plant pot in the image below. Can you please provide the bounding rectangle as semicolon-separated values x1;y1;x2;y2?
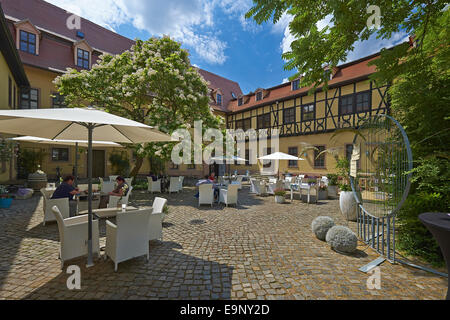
318;189;328;200
339;191;357;221
27;172;48;192
0;197;13;208
328;185;338;199
275;195;285;204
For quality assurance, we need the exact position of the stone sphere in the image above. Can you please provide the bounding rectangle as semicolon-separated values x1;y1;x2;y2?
311;216;335;241
325;226;358;253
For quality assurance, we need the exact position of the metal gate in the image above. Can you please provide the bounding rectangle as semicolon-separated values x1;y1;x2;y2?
350;114;412;269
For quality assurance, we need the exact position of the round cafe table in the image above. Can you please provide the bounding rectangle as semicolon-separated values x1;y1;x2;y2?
419;212;450;300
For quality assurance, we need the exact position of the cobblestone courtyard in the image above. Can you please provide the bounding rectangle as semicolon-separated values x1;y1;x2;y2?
0;185;447;300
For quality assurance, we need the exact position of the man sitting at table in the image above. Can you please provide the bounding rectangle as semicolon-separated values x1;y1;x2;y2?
51;175;80;217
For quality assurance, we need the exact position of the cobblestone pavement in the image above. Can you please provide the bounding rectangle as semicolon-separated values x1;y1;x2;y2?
0;185;447;300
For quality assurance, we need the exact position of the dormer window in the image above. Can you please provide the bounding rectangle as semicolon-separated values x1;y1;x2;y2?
15;20;40;55
292;79;300;91
74;40;92;69
77;48;90;69
256;91;263;101
238;97;243;106
19;30;36;54
216;93;222;105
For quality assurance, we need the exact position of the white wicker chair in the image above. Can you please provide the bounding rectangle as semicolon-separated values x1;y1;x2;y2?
152;197;167;219
109;175;119;182
108;186;133;208
169;177;180;193
101;181;115;194
105;208;151;271
233;176;243;190
249;178;258;194
178;176;184;191
52;206;100;269
41;188;69;226
147;177;161;193
198;184;214;207
149;197;167;241
219;184;239;207
125;177;133;186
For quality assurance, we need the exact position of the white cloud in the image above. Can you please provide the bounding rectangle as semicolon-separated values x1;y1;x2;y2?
44;0;228;65
282;78;289;84
345;32;408;63
272;13;293;34
45;0;128;32
216;0;258;32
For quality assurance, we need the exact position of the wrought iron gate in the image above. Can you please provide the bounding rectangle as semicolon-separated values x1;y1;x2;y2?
350;114;412;267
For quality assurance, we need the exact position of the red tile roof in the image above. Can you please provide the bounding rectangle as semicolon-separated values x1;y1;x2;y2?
1;0;134;55
198;69;242;113
227;53;380;113
1;0;242;112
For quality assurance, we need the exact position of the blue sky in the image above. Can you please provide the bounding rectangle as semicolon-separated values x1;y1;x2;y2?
46;0;407;94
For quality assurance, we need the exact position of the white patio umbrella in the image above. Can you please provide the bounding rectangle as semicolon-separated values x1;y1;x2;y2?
0;107;173;266
258;152;305;179
8;136;124;185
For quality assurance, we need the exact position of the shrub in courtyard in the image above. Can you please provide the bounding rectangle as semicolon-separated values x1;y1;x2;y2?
326;226;357;254
311;216;335;241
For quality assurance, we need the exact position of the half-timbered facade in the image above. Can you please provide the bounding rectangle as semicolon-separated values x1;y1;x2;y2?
225;53;390;176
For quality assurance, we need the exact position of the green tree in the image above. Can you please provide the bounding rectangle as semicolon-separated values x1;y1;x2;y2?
54;36;222;177
246;0;448;89
247;1;450;265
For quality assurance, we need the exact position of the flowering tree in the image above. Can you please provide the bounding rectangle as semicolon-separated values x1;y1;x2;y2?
54;36;222;176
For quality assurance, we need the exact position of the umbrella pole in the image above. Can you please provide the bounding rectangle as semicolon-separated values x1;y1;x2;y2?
86;125;94;267
74;142;78;187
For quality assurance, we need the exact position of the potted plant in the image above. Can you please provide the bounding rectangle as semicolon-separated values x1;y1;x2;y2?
318;184;328;200
326;173;339;198
0;185;13;208
336;158;357;221
274;188;286;204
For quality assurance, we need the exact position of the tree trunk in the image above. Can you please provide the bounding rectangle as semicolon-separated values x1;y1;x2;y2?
129;155;144;178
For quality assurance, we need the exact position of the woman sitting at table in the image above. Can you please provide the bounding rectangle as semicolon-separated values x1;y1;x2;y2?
99;176;129;208
109;176;129;198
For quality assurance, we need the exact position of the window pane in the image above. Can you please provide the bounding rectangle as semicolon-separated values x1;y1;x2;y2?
28;44;35;54
84;60;89;69
20;41;27;51
288;147;298;167
30;101;38;108
28;33;36;44
314;146;325;167
84;51;89;59
78;49;83;57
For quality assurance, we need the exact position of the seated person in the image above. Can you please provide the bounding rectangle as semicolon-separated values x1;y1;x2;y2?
195;175;218;199
208;172;216;182
99;176;129;208
196;175;213;187
149;172;158;182
109;176;129;198
51;175;80;217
